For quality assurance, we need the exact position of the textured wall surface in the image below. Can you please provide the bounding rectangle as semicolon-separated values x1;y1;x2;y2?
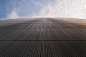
0;18;86;57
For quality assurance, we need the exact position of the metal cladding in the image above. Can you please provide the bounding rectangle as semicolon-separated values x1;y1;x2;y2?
0;18;86;57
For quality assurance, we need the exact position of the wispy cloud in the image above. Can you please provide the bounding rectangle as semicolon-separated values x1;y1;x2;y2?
8;9;19;19
32;0;86;19
3;0;86;19
32;0;42;6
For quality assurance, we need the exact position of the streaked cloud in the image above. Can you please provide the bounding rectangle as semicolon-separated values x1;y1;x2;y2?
8;9;19;18
0;0;86;19
32;0;86;19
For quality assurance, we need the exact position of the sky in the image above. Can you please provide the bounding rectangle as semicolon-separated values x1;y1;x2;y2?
0;0;86;20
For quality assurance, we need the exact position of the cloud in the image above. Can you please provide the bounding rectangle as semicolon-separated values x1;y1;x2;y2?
32;1;42;6
8;9;19;19
32;0;86;19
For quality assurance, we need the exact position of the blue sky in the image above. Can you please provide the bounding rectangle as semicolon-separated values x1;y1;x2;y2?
0;0;86;20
